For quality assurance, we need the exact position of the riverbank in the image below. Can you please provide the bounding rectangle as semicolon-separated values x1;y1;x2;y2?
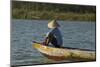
12;11;96;21
12;1;96;21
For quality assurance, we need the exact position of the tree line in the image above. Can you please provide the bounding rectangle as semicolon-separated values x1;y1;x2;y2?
12;1;96;21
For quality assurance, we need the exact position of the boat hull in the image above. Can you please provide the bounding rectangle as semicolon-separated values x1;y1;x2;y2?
33;43;96;61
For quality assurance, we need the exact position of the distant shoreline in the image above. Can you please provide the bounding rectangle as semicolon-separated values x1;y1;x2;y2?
12;18;96;23
12;11;96;21
12;1;96;21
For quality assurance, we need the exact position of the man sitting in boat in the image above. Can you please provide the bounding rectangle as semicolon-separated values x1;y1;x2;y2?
43;19;63;48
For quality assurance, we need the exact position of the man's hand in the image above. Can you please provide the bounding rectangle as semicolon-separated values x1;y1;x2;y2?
42;42;48;46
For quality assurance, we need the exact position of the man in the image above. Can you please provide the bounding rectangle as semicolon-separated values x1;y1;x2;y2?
43;19;63;48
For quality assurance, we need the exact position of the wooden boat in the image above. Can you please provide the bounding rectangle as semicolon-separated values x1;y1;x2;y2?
33;42;96;61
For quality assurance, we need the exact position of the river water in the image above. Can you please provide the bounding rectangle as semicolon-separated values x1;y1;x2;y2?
11;19;96;66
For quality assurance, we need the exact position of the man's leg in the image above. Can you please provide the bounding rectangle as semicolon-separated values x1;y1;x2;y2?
51;38;61;48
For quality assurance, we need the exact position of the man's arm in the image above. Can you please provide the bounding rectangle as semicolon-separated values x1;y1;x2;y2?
43;37;50;45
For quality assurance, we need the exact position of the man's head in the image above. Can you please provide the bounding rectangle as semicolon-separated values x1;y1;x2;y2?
48;19;60;29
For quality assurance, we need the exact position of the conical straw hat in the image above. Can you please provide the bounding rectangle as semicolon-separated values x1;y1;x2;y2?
48;20;60;28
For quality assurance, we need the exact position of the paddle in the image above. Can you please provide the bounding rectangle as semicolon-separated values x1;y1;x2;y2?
33;40;49;46
32;40;46;45
32;41;41;44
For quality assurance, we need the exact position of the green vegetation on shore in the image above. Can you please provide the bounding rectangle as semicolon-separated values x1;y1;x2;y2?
12;1;96;21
